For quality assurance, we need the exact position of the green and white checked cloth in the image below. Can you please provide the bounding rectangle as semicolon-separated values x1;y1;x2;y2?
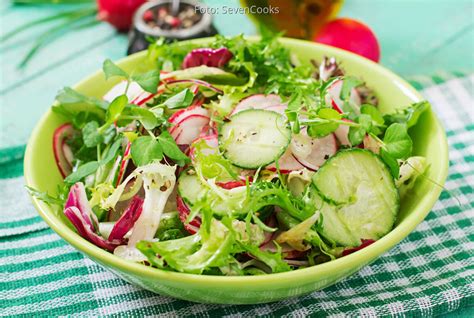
0;75;473;317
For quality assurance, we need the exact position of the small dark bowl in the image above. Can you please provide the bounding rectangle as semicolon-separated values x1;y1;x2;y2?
127;0;218;54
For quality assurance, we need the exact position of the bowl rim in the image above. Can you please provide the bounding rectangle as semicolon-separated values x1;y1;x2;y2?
24;36;449;287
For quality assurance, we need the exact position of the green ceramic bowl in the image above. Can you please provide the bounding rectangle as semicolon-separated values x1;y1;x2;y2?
24;37;448;304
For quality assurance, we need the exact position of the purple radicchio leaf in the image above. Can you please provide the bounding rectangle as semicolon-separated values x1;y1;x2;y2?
65;183;148;252
182;47;233;69
108;195;144;242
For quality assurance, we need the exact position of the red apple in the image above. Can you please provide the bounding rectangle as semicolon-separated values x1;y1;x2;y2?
314;18;381;62
97;0;146;32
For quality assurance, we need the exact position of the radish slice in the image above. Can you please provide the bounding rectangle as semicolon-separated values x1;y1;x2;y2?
168;105;210;145
168;105;209;124
292;130;337;171
265;104;287;115
116;142;131;186
170;115;211;145
334;119;352;146
231;94;284;115
363;135;381;154
266;148;304;173
189;134;218;160
326;79;362;114
53;123;76;178
215;180;247;190
103;81;144;103
177;195;201;234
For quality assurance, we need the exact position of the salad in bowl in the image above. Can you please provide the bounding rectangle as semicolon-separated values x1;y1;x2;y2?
29;34;432;276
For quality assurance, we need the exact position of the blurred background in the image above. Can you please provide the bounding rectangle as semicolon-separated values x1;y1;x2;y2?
1;0;473;149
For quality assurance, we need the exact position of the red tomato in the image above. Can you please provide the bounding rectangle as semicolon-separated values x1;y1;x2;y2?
314;18;381;62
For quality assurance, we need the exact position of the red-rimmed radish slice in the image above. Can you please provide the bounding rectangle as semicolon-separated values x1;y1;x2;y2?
363;135;380;154
170;115;211;145
189;133;218;159
265;104;287;115
177;195;201;234
53;123;76;178
231;94;284;115
216;180;247;190
168;105;209;124
116;142;131;186
199;123;217;138
103;81;144;103
192;95;206;108
334;119;352;146
168;105;211;145
326;79;362;114
292;131;337;171
266;148;304;173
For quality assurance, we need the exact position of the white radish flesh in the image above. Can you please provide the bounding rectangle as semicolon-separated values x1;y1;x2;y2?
231;94;284;115
292;130;337;171
326;79;362;114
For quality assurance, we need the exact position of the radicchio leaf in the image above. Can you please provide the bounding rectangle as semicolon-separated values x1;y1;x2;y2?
64;206;117;251
182;48;233;69
108;195;143;241
64;182;143;252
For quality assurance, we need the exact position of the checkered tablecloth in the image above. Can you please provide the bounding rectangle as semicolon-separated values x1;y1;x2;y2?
0;74;473;317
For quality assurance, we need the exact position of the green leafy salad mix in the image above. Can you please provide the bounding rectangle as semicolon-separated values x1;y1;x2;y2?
30;34;431;275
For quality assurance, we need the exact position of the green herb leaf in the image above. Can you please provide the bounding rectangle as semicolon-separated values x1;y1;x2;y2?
25;186;63;206
383;101;430;128
360;104;384;125
157;131;190;166
123;106;160;130
106;95;128;124
307;108;341;137
100;138;122;165
380;149;400;179
131;70;160;93
163;88;194;109
103;59;129;80
82;121;103;148
64;161;100;184
348;125;365;146
358;114;373;131
56;87;108;110
383;123;413;159
286;92;302;133
340;76;363;100
130;136;163;166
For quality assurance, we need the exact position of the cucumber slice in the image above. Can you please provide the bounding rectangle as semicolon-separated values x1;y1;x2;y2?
178;171;208;205
177;171;247;216
311;149;399;246
219;109;291;169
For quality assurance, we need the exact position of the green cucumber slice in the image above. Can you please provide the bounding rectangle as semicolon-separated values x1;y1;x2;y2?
311;149;399;246
177;171;247;216
219;109;291;169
